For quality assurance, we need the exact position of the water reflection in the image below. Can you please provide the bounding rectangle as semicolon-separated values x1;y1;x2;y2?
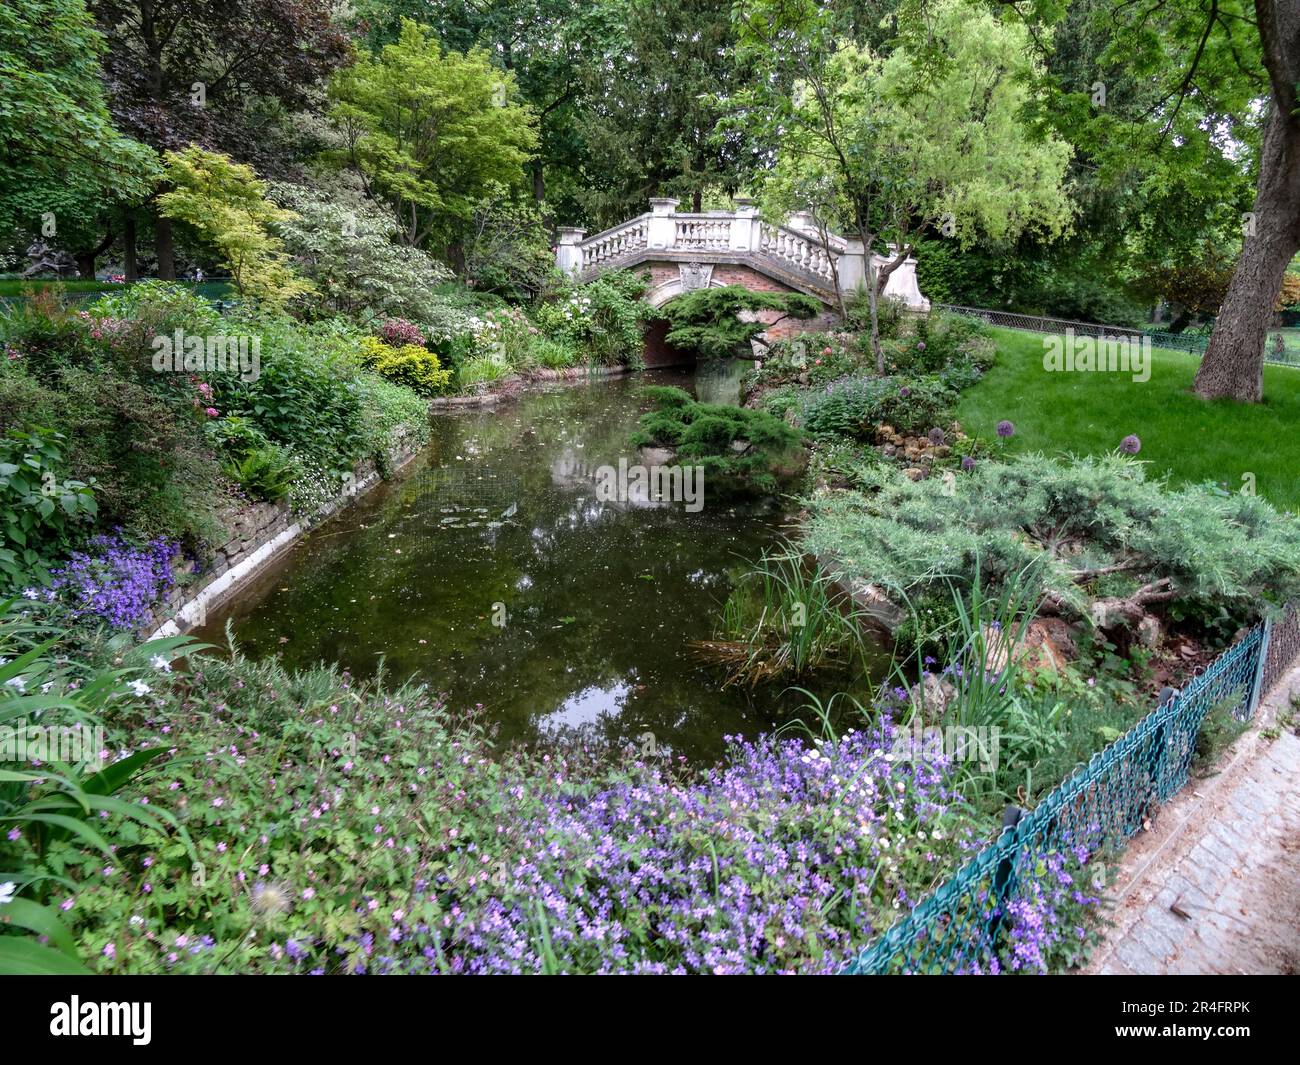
196;365;846;763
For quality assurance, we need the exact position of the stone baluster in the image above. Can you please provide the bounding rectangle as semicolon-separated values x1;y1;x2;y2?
557;227;587;276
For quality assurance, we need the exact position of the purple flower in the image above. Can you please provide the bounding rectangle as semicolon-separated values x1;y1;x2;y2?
50;531;177;630
927;427;946;446
1120;434;1141;454
916;341;926;351
996;420;1015;439
961;455;976;471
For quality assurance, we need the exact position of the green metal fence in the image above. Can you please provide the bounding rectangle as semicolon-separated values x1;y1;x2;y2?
844;612;1297;975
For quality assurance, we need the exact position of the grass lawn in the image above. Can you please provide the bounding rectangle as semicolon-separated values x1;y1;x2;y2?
0;278;233;300
957;327;1300;511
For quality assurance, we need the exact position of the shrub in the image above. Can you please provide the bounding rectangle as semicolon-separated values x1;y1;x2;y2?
271;182;456;327
0;428;97;588
358;335;451;396
658;285;822;360
805;452;1300;631
377;318;427;348
215;314;366;475
631;385;805;494
534;270;652;367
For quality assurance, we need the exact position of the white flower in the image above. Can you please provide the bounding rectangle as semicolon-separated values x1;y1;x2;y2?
0;882;15;906
21;588;39;600
5;677;25;692
149;655;172;673
127;680;152;697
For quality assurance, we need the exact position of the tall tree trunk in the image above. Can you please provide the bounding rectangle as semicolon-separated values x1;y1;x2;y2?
532;161;545;205
692;189;703;213
155;212;176;281
123;214;138;281
1193;0;1300;401
74;228;114;280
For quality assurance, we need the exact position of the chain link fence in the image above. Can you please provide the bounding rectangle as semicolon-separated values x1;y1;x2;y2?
937;303;1300;366
844;611;1297;975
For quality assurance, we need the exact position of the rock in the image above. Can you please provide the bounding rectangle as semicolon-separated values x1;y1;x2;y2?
983;617;1078;674
842;578;907;632
902;467;925;481
1136;613;1163;648
639;446;676;466
909;673;958;719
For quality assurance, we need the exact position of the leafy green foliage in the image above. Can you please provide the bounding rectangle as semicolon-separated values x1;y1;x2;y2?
806;452;1300;628
270;181;459;329
0;598;196;970
707;541;867;686
533;270;653;367
157;147;311;307
326;19;537;252
659;285;821;359
358;335;451;396
0;0;158;241
0;429;96;587
220;446;296;503
631;385;804;493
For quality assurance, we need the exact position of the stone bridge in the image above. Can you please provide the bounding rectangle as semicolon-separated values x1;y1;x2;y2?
554;197;929;365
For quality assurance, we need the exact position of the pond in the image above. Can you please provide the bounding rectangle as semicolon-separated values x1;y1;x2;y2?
195;361;879;763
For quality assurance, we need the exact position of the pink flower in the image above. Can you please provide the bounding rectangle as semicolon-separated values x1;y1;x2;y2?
204;407;219;418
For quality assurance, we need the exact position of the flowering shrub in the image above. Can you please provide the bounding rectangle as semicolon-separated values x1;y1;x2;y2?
534;270;651;367
44;646;980;975
51;532;178;630
467;305;539;365
377;318;428;348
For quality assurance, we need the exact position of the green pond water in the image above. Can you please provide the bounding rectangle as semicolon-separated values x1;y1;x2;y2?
196;362;876;763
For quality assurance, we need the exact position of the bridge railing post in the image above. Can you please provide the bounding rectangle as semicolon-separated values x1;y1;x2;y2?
646;197;680;250
555;227;587;277
729;198;759;253
837;237;867;301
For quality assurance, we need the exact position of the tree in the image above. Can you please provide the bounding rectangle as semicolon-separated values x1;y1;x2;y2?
157;146;311;306
569;0;760;227
740;0;1074;368
658;286;822;359
350;0;600;214
270;180;459;327
1191;0;1300;400
0;0;157;269
1028;0;1294;400
90;0;351;278
326;19;538;257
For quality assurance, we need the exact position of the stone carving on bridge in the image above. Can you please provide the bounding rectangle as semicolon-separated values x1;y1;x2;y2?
679;262;714;292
